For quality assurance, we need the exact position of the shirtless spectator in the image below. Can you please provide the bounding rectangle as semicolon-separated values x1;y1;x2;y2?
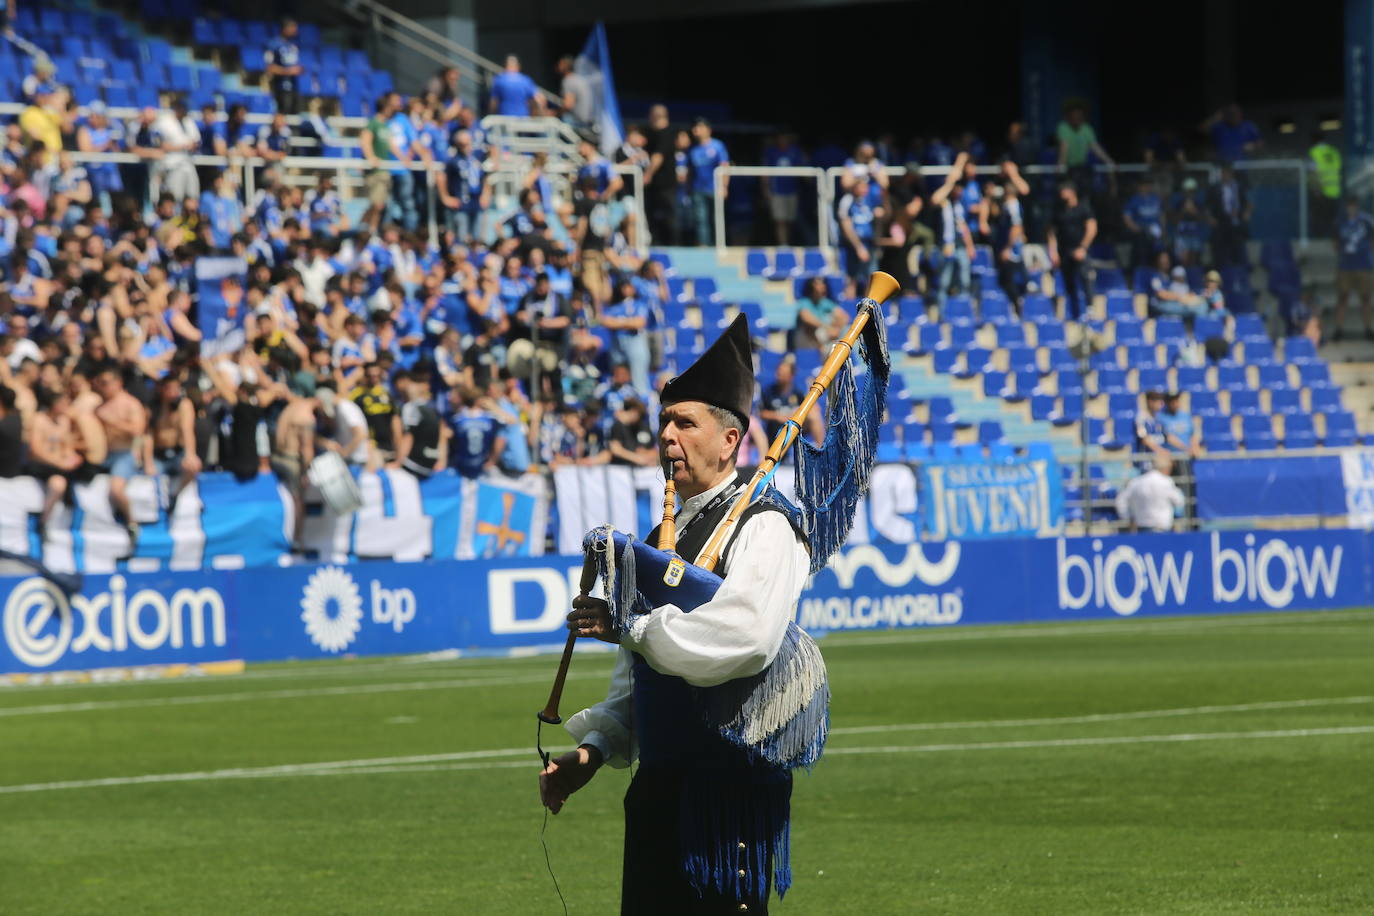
93;363;149;538
28;387;83;530
68;367;109;472
272;391;320;551
146;375;201;509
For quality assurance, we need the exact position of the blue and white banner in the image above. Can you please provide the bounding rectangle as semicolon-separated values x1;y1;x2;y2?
193;256;248;357
1340;448;1374;528
551;463;917;555
575;21;624;156
3;528;1364;675
918;457;1062;539
0;469;546;574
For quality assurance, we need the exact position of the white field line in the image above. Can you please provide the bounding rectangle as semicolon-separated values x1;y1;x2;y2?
821;611;1374;649
0;670;604;718
7;724;1374;795
824;725;1374;756
830;695;1374;736
0;747;535;795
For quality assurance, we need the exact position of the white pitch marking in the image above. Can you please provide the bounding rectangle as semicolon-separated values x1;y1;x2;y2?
824;725;1374;756
0;670;604;718
7;724;1374;795
830;695;1374;736
0;747;535;795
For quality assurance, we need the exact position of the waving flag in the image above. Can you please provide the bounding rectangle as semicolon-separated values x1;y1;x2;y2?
575;22;624;157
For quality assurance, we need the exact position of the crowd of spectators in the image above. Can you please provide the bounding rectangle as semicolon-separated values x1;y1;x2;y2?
0;48;830;558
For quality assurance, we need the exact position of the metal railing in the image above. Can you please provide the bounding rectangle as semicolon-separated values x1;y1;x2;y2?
1061;446;1355;535
711;159;1313;253
328;0;561;108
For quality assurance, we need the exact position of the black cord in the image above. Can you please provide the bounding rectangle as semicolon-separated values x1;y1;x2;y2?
537;719;570;916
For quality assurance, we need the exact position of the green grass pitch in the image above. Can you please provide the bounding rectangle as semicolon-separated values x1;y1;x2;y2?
2;609;1372;914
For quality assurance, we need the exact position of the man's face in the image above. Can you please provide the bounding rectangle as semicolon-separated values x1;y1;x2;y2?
365;365;382;386
1147;395;1164;414
283;20;298;39
659;401;736;494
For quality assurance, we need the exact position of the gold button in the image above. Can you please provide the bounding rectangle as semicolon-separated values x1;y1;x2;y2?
737;906;748;913
738;869;747;878
738;842;747;851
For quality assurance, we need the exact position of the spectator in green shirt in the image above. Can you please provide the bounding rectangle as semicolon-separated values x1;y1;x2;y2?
359;94;399;232
1056;102;1114;189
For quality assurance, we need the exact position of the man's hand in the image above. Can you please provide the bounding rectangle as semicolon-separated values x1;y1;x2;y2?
1073;246;1087;262
540;745;603;814
568;595;619;644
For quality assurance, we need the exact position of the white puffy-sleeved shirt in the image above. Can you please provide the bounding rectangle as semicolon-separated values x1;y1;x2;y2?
565;474;811;768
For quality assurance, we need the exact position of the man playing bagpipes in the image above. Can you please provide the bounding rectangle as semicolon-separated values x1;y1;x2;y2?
538;273;899;914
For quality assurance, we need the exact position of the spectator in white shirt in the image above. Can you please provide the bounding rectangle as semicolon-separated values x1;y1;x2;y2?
1115;454;1185;533
154;97;201;202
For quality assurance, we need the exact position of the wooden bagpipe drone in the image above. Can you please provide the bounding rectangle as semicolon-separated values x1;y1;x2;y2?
537;271;900;770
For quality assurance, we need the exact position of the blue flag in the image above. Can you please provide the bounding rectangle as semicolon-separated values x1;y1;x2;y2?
575;22;624;157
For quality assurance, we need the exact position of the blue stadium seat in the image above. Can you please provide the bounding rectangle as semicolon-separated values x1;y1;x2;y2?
1136;367;1168;393
767;250;799;280
1096;267;1127;292
1194;315;1226;341
1299;363;1334;389
1108;393;1138;421
1022;295;1056;324
996;323;1026;347
801;250;827;273
876;441;903;463
1030;394;1057;421
1216;364;1250;390
1269;388;1303;415
1056;369;1085;397
1114;317;1144;346
1242;338;1275;364
1189;390;1222;417
1310;387;1344;413
943;295;975;326
956;347;993;379
1014;369;1042;398
1202;416;1237;452
744;249;769;276
932;349;960;374
902;420;926;444
1091;348;1122;372
978;421;1006;444
1242;415;1277;450
931;442;959;463
983;370;1011;399
1052;398;1084;426
1005;345;1039;374
1044;345;1078;372
1035;321;1066;347
910;324;943;355
1228;389;1262;415
1283;337;1318;364
693;277;721;304
1105;290;1135;319
1176;368;1209;392
1257;364;1292;390
947;324;977;350
1152;317;1187;349
905;442;933;462
1323;411;1358;447
981;295;1013;326
1126;344;1160;368
928;421;957;443
928;397;957;424
1283;414;1318;449
1094;367;1128;396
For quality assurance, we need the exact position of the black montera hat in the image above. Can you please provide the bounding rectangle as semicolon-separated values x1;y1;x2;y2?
661;313;753;426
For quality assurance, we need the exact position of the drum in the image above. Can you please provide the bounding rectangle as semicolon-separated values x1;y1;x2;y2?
308;451;362;515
